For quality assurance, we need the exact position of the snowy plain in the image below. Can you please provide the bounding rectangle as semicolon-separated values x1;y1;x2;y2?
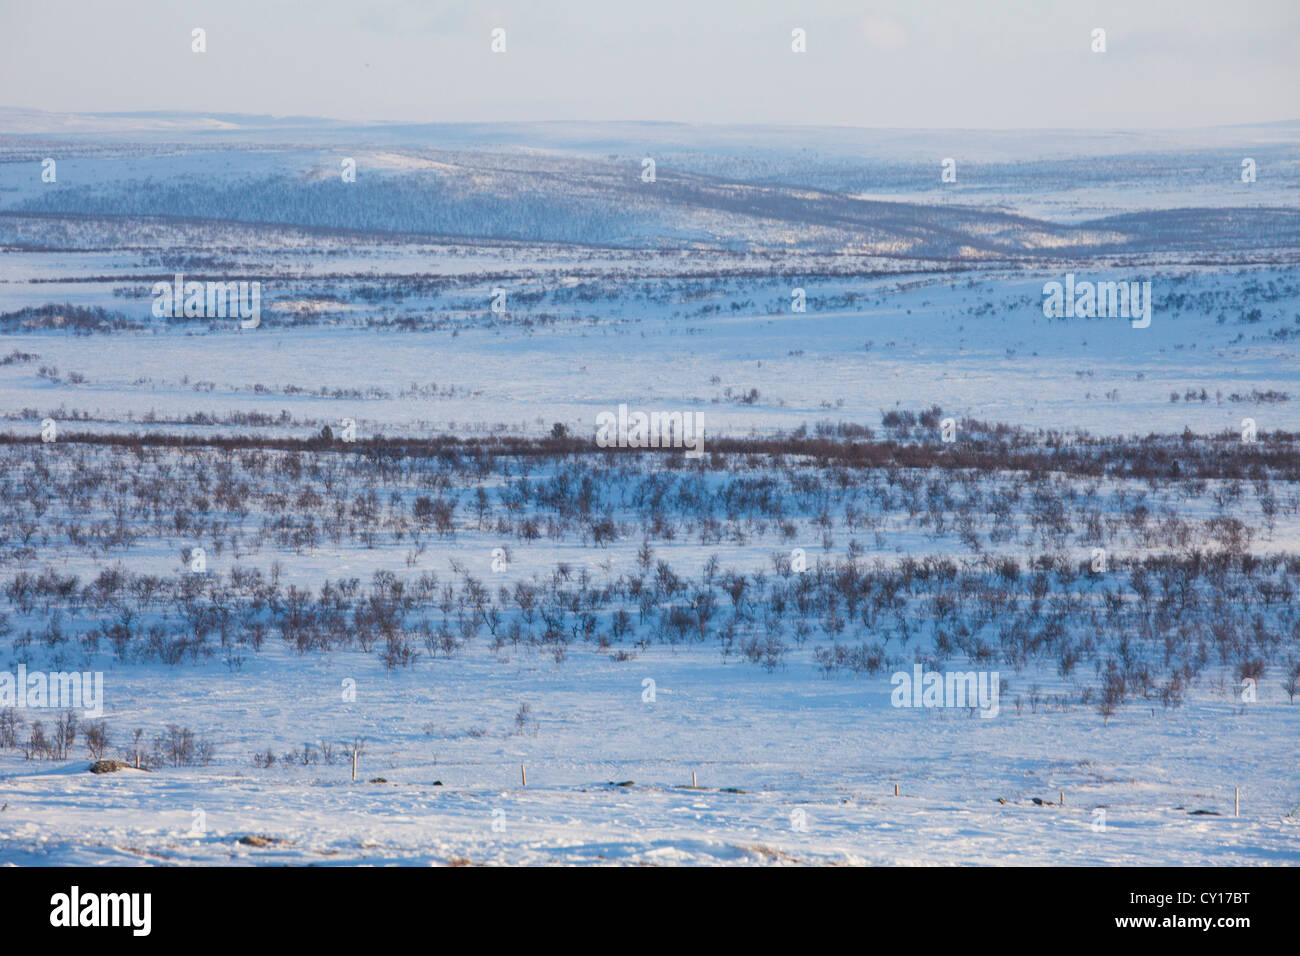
1;112;1298;866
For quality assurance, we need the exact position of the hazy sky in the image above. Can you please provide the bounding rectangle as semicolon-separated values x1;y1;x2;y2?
3;0;1297;128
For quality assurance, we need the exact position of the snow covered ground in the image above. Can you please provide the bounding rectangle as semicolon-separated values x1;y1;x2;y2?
4;644;1298;866
1;265;1296;440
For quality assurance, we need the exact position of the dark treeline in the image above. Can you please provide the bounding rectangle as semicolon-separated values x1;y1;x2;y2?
3;417;1300;482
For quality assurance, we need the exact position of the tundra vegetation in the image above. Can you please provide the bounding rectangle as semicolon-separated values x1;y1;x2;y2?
2;415;1298;766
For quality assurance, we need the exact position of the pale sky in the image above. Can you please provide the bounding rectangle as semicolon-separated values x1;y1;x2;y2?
3;0;1297;128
